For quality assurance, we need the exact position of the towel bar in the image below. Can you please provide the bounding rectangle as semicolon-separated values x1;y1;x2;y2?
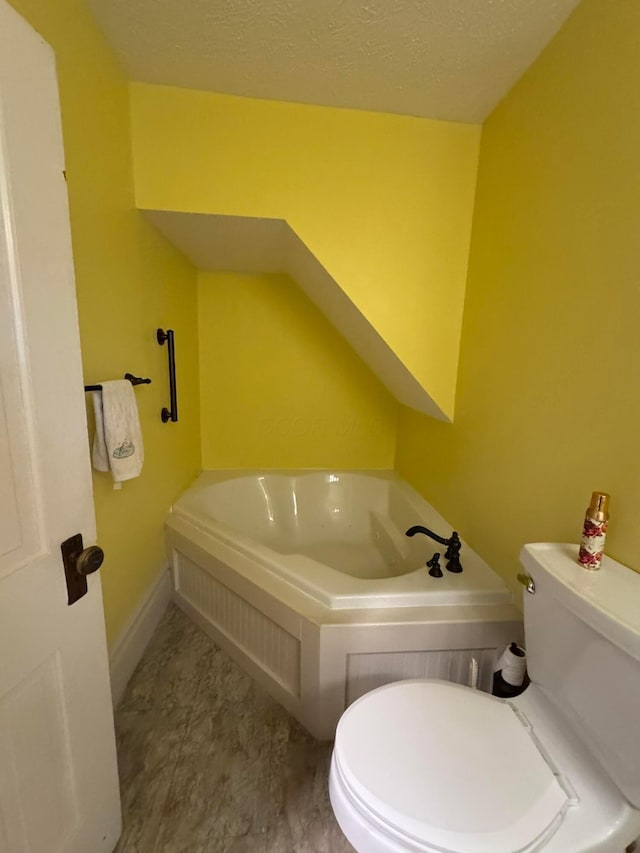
84;374;151;392
157;328;178;423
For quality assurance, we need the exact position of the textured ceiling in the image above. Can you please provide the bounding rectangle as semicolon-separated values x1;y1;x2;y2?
85;0;580;123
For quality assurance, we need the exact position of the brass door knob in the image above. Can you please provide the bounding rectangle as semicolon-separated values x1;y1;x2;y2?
76;545;105;576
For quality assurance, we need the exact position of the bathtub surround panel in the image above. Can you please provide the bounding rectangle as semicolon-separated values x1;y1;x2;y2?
198;272;397;469
130;83;481;420
166;471;521;738
395;0;640;594
176;553;302;698
345;648;498;704
171;531;521;740
7;0;201;646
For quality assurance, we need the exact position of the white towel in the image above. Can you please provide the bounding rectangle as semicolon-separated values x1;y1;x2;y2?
92;380;144;482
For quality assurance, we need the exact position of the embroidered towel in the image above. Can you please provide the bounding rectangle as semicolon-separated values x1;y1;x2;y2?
92;380;144;482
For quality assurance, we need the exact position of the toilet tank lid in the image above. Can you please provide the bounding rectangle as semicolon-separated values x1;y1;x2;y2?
520;543;640;662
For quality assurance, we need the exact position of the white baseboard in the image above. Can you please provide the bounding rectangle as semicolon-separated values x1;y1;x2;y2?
109;567;173;708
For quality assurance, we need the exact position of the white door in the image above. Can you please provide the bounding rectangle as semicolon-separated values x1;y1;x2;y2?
0;3;121;852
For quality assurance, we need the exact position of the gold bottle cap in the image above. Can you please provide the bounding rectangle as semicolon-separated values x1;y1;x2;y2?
587;491;610;522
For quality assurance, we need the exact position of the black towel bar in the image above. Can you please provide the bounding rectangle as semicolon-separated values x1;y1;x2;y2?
84;374;151;392
157;328;178;423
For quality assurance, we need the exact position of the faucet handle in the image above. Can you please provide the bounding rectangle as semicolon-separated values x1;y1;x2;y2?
426;553;443;578
445;532;463;573
446;557;463;573
444;531;460;560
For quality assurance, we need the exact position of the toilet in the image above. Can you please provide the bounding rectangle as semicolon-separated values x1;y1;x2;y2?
329;542;640;852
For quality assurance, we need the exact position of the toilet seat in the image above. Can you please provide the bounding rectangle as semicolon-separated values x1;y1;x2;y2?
331;680;572;853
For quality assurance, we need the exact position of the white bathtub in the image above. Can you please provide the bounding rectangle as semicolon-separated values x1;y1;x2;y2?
166;470;521;738
169;470;510;610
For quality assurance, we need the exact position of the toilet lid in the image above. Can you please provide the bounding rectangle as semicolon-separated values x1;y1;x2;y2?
334;680;570;853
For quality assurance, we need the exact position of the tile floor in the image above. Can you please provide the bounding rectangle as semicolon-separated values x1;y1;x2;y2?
114;604;355;853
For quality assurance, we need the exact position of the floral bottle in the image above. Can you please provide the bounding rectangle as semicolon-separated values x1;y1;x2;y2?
578;491;610;570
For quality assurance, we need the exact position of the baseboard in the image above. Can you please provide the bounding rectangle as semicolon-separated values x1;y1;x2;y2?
108;567;173;708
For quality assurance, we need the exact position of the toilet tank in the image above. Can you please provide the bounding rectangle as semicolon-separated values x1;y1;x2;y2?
520;543;640;808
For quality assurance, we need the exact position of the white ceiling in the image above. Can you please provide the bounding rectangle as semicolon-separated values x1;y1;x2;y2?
85;0;581;123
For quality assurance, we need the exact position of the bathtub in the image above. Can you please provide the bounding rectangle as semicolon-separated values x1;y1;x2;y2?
166;470;522;738
171;470;509;609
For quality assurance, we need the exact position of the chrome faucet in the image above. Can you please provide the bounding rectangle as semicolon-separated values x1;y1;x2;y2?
405;525;463;573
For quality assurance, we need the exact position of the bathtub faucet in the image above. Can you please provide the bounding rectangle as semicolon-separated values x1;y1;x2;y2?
405;526;463;573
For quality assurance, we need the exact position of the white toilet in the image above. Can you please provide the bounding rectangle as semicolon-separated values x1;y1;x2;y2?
329;542;640;852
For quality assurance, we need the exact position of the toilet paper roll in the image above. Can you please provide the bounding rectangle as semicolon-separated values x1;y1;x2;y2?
497;642;527;687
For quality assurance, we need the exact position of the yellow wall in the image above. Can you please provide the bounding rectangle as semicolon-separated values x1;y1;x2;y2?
19;0;637;645
199;272;396;469
9;0;201;644
396;0;640;596
130;84;481;420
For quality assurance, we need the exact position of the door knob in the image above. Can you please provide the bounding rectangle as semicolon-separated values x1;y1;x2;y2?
76;545;104;576
61;533;105;605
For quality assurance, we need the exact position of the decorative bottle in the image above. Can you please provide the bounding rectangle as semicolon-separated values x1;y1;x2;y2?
578;491;610;570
